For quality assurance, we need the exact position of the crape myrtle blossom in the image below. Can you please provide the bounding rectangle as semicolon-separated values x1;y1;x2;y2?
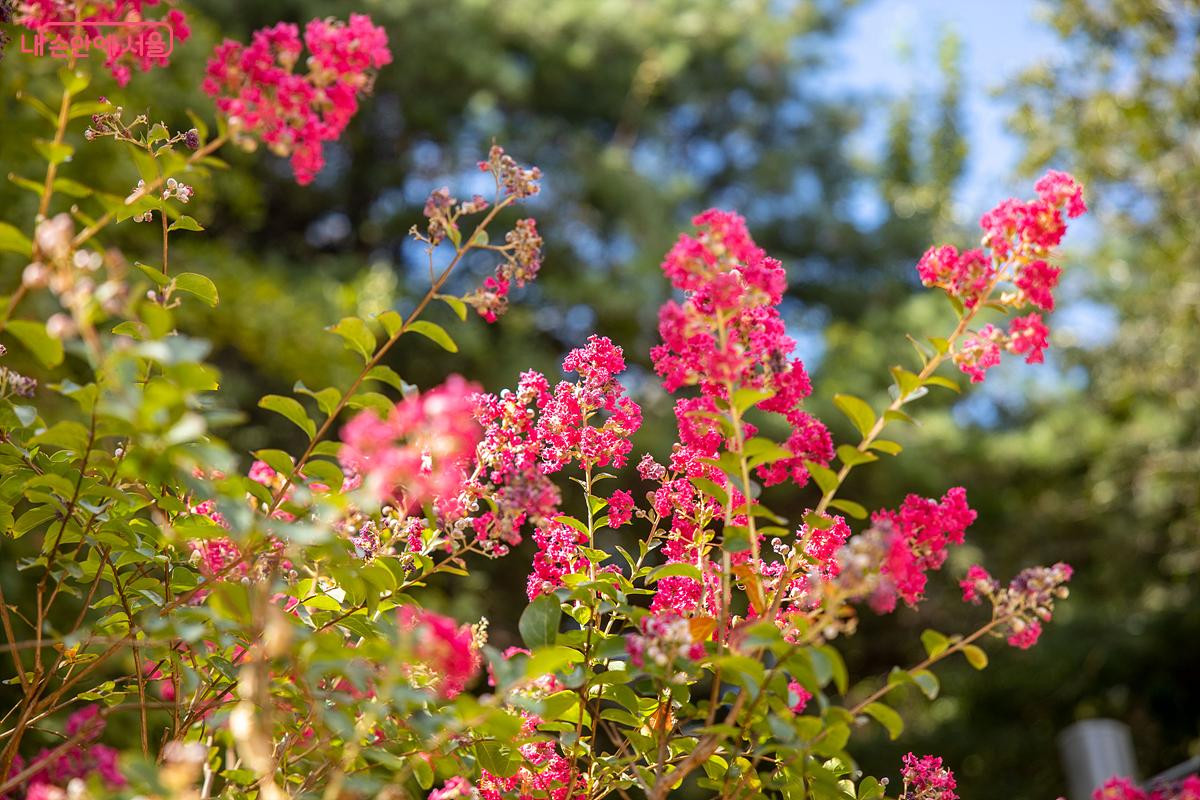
651;209;833;489
960;561;1073;649
397;607;483;699
339;374;482;511
916;170;1085;383
202;15;391;184
1094;775;1200;800
415;148;545;324
472;336;642;595
899;752;958;800
17;0;191;86
4;706;126;797
625;610;706;670
827;489;976;620
872;488;976;611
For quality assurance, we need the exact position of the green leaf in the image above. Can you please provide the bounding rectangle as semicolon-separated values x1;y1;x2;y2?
294;382;342;418
436;294;468;321
377;310;404;338
962;644;989;670
833;394;876;438
135;262;171;288
869;439;903;456
911;668;940;700
302;460;344;490
920;629;950;659
815;644;848;694
837;444;878;467
862;702;904;740
364;365;405;391
924;375;961;393
173;273;219;306
890;366;924;399
928;336;950;355
829;499;867;520
168;215;205;233
7;320;63;368
690;477;729;507
0;223;32;257
328;317;376;362
648;562;702;584
52;178;93;198
58;67;90;94
34;138;74;165
732;387;773;414
345;391;393;416
859;776;885;800
524;645;581;678
407;320;458;353
804;460;839;496
884;409;917;425
474;742;518;778
518;594;561;648
253;449;295;477
259;395;316;438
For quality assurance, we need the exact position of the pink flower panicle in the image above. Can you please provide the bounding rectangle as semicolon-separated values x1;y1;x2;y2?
916;246;995;309
17;706;125;794
607;489;634;527
526;519;588;600
917;171;1085;383
429;777;474;800
624;611;705;670
466;370;559;555
960;561;1073;649
340;374;482;511
787;679;812;714
398;607;481;699
202;15;391;184
533;335;643;474
17;0;190;87
651;210;832;490
900;753;958;800
419;151;544;324
872;488;976;610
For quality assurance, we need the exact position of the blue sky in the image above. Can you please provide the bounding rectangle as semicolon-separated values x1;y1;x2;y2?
827;0;1062;218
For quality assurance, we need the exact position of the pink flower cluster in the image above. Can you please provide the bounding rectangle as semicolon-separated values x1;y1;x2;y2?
872;488;976;611
472;337;641;592
476;715;585;800
651;210;832;489
625;611;706;669
1095;776;1200;800
202;15;391;184
756;512;851;637
538;335;643;473
461;147;544;323
17;0;190;86
640;402;737;618
340;374;482;511
955;313;1051;383
398;607;480;699
8;706;125;797
526;519;589;600
916;171;1085;383
899;752;958;800
468;370;561;556
787;679;812;713
960;561;1073;649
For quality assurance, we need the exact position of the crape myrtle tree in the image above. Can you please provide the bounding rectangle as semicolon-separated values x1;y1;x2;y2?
0;0;976;646
1;4;1173;800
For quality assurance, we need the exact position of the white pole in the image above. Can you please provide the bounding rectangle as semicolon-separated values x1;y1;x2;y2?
1058;719;1139;800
